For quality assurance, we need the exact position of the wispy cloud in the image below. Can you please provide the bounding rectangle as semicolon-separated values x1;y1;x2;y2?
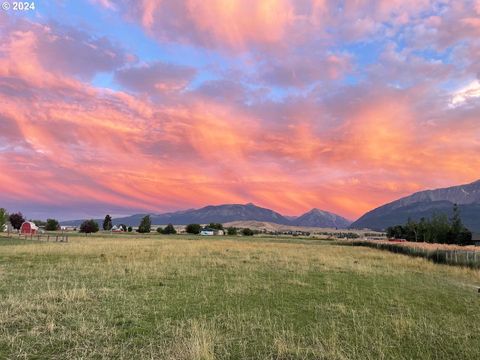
1;1;480;220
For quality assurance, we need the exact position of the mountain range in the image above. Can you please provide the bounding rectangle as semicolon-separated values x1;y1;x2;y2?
351;179;480;232
61;203;352;229
61;180;480;232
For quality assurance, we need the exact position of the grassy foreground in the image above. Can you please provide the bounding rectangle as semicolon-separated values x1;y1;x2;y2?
0;235;479;359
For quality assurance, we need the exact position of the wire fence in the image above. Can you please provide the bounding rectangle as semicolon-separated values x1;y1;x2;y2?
1;232;69;243
350;240;480;269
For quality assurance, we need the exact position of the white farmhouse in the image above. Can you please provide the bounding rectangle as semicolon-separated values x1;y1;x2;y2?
200;228;215;236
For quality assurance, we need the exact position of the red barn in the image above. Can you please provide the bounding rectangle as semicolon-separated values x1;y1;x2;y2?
20;221;39;235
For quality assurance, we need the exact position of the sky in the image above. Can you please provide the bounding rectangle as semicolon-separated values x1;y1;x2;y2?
0;0;480;221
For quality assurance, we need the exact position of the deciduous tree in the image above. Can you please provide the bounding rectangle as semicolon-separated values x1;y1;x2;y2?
79;220;99;234
186;223;201;234
45;219;60;231
9;212;25;230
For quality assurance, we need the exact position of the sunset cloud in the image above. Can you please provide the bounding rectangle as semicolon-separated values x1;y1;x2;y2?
1;2;480;221
115;62;197;93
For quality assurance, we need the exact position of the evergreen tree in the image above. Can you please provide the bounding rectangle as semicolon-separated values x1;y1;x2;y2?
137;215;152;233
103;215;113;231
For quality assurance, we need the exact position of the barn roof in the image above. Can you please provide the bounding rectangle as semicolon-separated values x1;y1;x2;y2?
22;221;39;230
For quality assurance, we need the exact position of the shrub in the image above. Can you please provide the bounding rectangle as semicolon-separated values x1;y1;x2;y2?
162;224;177;235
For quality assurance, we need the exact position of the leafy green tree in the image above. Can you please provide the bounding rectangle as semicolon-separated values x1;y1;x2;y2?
0;208;8;232
138;215;152;233
404;218;418;242
103;215;113;231
186;223;202;234
417;217;428;242
242;228;254;236
227;226;237;236
162;224;177;234
385;205;473;245
45;219;60;231
156;227;164;233
9;212;25;230
450;204;462;234
456;229;472;245
119;224;127;232
127;226;133;232
79;220;99;234
208;223;224;231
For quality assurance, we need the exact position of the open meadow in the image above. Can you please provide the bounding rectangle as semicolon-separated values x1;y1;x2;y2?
0;234;479;359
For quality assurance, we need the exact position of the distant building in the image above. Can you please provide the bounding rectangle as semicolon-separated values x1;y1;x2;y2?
60;226;77;231
200;228;215;236
20;221;38;235
473;233;480;247
2;222;13;232
111;225;124;233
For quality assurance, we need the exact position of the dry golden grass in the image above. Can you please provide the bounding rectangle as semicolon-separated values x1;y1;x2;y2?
0;235;479;359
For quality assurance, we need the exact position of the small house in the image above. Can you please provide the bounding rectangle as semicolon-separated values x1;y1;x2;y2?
200;228;215;236
20;221;38;235
473;233;480;247
111;225;124;233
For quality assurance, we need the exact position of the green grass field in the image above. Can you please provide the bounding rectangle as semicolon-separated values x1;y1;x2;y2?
0;235;479;359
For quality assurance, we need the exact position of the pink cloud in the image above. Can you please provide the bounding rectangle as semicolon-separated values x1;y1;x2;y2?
2;3;480;221
115;62;197;93
260;53;352;87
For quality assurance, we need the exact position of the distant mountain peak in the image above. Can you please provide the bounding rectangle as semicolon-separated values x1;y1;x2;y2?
293;208;351;228
351;179;480;232
61;203;351;229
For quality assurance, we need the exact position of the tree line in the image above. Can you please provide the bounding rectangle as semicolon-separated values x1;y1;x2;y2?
386;204;473;245
0;210;256;237
0;209;61;232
